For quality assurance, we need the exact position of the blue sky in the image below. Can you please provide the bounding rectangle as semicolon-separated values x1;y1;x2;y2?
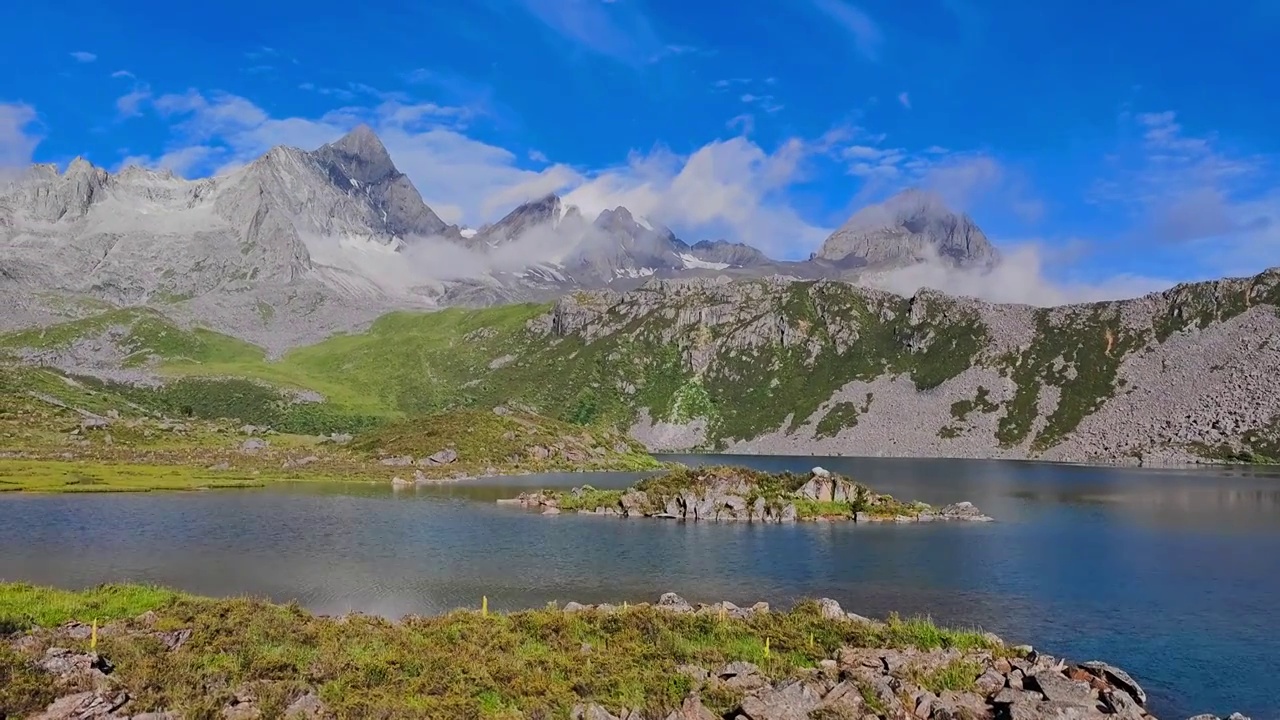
2;0;1277;296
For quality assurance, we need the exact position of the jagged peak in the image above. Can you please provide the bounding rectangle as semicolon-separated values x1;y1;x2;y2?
598;205;634;222
326;124;392;165
116;164;178;182
64;156;100;175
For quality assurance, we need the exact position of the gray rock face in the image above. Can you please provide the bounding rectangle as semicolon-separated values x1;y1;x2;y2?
556;269;1280;465
817;189;999;268
310;124;458;241
470;193;582;248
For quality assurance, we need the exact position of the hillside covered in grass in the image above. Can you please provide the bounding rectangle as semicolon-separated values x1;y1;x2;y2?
0;364;656;492
3;267;1280;464
352;408;658;474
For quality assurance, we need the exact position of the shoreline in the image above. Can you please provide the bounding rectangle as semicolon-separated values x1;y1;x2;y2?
1;583;1248;720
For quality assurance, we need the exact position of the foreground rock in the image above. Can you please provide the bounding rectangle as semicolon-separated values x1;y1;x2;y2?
8;594;1247;720
557;596;1240;720
502;465;994;524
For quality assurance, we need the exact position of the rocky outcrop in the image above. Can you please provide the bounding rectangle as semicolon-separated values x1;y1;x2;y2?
816;189;1000;268
501;466;992;524
545;595;1237;720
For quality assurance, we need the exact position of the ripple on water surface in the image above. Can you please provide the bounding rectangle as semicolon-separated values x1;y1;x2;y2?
2;455;1279;719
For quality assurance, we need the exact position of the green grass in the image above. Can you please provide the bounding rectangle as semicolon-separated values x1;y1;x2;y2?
0;584;1002;719
0;583;187;632
0;460;266;493
351;408;659;473
911;657;985;694
815;402;860;439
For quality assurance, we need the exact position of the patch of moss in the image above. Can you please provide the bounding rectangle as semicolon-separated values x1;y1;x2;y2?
815;402;860;439
950;386;998;422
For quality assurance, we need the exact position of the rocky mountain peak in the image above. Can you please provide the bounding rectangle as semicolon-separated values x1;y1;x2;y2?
470;193;577;247
307;126;453;240
318;124;396;185
817;189;1000;269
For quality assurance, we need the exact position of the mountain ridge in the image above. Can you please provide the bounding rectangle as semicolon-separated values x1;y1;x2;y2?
1;125;1006;337
3;265;1278;466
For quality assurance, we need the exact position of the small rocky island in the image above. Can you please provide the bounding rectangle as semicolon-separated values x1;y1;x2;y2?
499;465;993;523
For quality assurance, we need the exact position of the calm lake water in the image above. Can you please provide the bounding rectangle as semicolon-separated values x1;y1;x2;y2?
2;454;1278;720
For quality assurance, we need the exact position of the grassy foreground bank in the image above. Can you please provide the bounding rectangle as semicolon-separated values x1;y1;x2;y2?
0;583;1002;719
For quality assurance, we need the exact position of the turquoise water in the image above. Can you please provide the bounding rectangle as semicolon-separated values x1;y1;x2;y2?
1;455;1277;719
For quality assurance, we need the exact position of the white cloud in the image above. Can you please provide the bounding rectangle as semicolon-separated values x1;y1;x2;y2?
0;103;41;173
111;70;134;79
861;243;1174;306
810;0;883;60
897;91;911;109
119;145;220;176
528;149;549;163
70;51;97;63
839;134;1041;220
562;135;835;257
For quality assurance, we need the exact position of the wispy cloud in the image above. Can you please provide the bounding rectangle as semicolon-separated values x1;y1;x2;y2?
69;51;97;63
115;84;153;119
511;0;666;66
810;0;883;60
839;134;1042;221
1089;109;1275;270
740;93;784;114
862;242;1174;306
111;70;134;79
897;91;911;109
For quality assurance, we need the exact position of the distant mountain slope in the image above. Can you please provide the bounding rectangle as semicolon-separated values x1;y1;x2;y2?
5;267;1278;465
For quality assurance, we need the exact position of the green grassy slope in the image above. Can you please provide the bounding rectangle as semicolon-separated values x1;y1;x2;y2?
4;268;1279;455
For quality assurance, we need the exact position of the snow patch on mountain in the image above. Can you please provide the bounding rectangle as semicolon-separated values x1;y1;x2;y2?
679;253;731;270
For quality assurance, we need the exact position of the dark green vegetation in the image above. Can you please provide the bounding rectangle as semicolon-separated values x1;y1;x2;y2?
995;308;1146;451
0;583;1001;719
938;387;1000;439
815;393;874;440
1186;413;1280;464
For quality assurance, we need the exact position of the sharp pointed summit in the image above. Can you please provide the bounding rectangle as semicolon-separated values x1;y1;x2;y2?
310;125;456;240
320;124;396;185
